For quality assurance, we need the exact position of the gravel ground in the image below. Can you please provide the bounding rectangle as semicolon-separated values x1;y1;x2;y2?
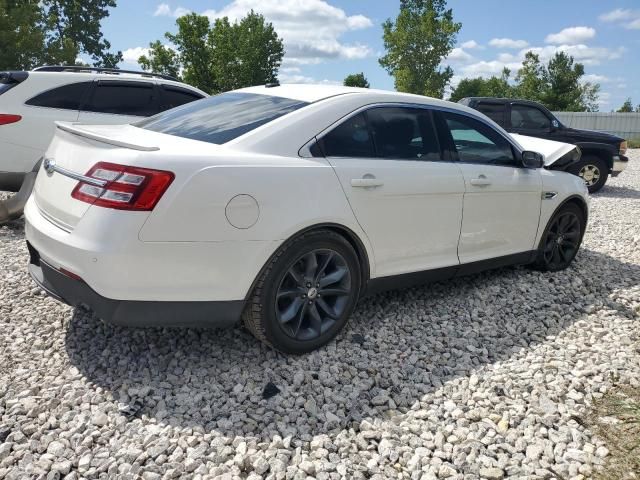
1;153;639;480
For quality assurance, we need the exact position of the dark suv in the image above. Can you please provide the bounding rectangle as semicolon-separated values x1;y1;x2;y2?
459;97;629;192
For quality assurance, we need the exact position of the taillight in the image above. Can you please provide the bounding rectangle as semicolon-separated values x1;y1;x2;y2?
71;162;174;211
0;114;21;125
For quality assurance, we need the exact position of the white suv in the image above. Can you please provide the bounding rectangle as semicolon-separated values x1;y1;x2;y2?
0;66;207;222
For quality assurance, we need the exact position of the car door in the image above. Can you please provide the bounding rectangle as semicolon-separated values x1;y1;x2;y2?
508;103;556;140
437;110;542;264
20;81;92;155
320;106;465;278
77;80;160;124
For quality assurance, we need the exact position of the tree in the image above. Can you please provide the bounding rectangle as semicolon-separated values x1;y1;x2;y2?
514;51;546;103
343;72;370;88
0;0;122;70
542;51;597;111
449;67;512;102
617;98;634;113
379;0;461;98
140;11;283;94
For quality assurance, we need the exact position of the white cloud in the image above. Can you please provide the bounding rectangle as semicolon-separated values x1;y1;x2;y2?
581;74;609;84
497;52;517;63
599;8;640;29
599;8;632;23
525;44;623;66
460;40;481;49
202;0;373;65
488;38;529;49
154;3;191;17
446;47;473;63
458;60;522;78
597;91;611;106
122;47;150;64
545;26;596;45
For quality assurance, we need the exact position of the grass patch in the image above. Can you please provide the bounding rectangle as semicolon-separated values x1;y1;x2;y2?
628;138;640;149
584;385;640;479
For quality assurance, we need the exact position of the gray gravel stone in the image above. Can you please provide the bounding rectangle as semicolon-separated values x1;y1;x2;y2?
1;152;639;478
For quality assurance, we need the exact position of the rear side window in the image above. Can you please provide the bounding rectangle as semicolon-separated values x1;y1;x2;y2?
321;112;375;157
137;92;308;144
440;111;515;166
475;102;505;126
25;82;92;110
84;81;157;116
511;104;551;130
367;107;441;161
160;86;203;111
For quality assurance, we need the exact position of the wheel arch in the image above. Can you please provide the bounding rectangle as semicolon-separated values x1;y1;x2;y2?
243;222;372;302
578;145;615;170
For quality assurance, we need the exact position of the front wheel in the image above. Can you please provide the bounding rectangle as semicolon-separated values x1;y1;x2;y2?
569;156;608;193
243;230;361;354
532;203;585;272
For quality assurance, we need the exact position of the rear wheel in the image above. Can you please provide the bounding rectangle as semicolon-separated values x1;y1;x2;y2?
243;230;361;354
532;203;585;271
569;155;608;193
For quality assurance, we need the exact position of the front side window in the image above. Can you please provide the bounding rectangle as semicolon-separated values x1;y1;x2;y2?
137;92;308;145
319;112;375;157
511;104;551;130
441;111;516;166
25;82;92;110
367;107;441;161
84;81;157;116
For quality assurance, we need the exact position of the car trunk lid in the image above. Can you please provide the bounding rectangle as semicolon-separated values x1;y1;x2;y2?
33;122;162;231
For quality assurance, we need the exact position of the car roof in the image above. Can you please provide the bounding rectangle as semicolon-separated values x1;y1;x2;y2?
462;97;547;107
26;70;208;96
238;83;463;108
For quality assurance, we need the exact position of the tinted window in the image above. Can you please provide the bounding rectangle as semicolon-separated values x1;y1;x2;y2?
475;102;505;126
25;82;92;110
367;107;441;161
441;112;515;166
321;112;375;157
160;86;203;111
137;92;308;145
84;81;157;116
511;104;551;130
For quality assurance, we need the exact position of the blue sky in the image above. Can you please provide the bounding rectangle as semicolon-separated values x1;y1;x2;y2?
102;0;640;110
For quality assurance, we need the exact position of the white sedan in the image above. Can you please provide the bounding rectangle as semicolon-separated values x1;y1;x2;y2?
24;84;589;353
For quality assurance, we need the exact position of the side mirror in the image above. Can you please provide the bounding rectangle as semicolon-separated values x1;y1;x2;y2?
550;119;560;131
522;151;544;169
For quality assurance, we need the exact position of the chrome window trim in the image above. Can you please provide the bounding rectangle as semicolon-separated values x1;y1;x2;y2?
312;102;525;159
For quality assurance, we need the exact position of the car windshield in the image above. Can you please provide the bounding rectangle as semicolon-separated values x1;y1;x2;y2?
136;92;309;144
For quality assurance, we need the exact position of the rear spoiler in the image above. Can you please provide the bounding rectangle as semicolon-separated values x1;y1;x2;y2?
55;122;160;151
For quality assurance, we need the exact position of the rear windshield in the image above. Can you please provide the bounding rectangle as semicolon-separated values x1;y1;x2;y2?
136;92;309;144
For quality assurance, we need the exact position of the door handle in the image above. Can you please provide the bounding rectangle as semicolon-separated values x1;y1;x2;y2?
470;174;491;187
351;177;384;188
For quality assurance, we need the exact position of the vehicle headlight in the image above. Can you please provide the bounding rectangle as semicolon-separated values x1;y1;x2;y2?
620;140;628;155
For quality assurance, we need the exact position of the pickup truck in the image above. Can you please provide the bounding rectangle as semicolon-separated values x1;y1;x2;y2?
459;97;629;192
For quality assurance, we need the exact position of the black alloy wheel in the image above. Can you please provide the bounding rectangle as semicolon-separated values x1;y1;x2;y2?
533;203;585;271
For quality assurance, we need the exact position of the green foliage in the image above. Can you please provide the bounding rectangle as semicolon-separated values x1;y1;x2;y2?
0;0;122;70
140;11;284;94
379;0;461;98
542;51;597;111
617;98;637;113
343;72;370;88
450;51;601;112
449;68;512;102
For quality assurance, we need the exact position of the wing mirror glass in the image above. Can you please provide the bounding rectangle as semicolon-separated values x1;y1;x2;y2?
522;151;544;169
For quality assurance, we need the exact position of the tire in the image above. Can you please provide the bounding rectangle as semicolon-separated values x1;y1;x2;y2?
243;230;362;354
568;155;608;193
531;203;585;272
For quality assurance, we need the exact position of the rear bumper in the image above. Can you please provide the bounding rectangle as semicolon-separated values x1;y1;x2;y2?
27;242;244;328
611;154;628;177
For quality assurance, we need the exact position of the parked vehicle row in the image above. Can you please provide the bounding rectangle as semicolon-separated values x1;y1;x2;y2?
0;66;207;222
459;97;629;192
24;84;589;353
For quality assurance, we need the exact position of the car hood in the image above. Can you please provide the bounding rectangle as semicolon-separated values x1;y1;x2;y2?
562;126;624;144
510;134;579;167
